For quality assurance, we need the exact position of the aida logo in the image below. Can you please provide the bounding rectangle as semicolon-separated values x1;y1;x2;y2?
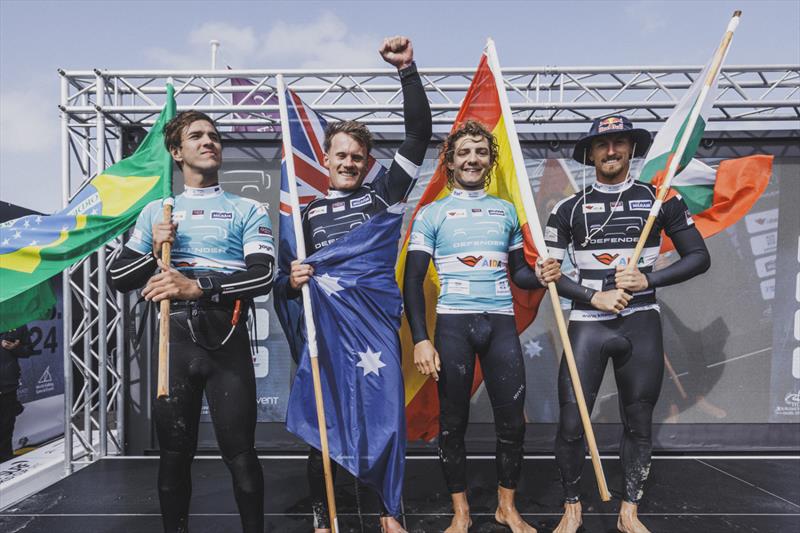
593;252;620;265
598;116;624;133
458;255;484;267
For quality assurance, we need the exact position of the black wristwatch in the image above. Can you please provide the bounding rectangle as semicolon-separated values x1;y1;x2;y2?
196;276;220;301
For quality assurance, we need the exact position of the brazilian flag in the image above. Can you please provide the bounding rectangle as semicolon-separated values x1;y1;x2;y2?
0;85;176;331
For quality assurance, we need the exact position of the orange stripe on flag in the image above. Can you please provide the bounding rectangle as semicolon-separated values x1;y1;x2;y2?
660;155;772;253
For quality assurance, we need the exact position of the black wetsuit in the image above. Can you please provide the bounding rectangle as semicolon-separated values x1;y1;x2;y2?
545;176;710;503
279;62;431;528
109;186;275;533
403;189;546;493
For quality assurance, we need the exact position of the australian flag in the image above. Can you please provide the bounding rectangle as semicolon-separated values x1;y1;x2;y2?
273;89;405;515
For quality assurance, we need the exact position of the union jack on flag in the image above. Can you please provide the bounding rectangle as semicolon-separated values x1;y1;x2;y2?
278;88;386;263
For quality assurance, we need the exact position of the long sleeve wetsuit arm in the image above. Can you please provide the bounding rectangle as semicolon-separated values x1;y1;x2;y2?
507;248;544;290
646;226;710;288
403;249;432;344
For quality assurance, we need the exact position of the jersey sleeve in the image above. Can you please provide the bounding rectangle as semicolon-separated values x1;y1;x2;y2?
508;204;524;252
659;193;695;237
407;204;436;255
242;202;276;259
544;198;573;261
125;201;158;255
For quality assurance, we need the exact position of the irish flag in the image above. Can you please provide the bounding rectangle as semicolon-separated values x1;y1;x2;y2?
637;11;771;250
399;42;546;441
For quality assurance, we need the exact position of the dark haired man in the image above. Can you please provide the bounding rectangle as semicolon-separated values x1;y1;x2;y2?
403;120;561;533
109;110;274;533
547;115;710;533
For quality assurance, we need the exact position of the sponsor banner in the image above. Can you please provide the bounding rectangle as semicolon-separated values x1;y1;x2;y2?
770;172;800;421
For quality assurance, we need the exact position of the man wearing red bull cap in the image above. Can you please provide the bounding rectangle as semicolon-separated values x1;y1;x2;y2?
545;115;711;533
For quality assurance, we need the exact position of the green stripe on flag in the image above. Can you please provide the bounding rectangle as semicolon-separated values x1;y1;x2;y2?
0;280;55;332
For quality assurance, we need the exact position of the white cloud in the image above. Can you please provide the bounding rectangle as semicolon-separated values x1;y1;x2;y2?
143;12;382;70
0;88;61;212
0;89;58;154
261;12;381;69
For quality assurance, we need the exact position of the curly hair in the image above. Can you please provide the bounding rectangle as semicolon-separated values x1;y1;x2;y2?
439;120;499;189
323;120;373;155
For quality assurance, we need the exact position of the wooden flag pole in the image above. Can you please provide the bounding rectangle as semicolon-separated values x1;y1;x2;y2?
156;197;174;398
277;75;339;533
629;10;741;269
485;39;611;501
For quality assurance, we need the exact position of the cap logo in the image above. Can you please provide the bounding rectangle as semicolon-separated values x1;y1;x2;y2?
598;116;624;133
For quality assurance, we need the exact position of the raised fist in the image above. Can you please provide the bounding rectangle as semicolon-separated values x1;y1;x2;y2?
379;36;414;70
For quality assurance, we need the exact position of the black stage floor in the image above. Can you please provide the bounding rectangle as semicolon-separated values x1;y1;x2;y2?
1;456;798;532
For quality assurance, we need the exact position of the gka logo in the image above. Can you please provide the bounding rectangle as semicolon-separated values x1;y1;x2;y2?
784;391;800;406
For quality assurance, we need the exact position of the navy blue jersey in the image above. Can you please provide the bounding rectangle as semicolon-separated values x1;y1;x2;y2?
545;177;694;321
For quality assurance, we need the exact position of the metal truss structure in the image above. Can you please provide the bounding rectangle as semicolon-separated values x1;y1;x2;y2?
59;64;799;472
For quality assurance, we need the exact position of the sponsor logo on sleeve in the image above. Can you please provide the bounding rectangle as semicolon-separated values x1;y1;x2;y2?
487;209;505;217
191;209;205;219
684;208;695;226
350;195;371;209
171;210;186;221
628;200;652;211
332;201;346;213
582;203;606;213
308;206;328;219
446;209;467;219
211;211;233;220
258;226;273;236
544;226;558;242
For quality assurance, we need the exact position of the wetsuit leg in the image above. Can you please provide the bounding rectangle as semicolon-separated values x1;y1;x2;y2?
434;313;478;493
478;314;526;489
612;310;664;503
153;315;205;533
204;320;264;533
554;320;614;503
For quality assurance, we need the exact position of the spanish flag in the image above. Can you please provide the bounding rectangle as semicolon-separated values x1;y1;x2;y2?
0;85;176;331
398;42;546;441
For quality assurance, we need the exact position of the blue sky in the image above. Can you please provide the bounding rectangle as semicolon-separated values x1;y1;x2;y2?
1;0;798;212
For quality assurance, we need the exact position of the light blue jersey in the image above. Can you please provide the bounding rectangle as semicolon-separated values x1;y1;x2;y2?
127;184;274;275
408;188;524;314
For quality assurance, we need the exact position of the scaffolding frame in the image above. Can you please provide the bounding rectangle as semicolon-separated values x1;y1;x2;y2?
59;64;800;472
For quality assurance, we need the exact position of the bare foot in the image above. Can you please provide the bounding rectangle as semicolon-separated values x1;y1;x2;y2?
495;507;537;533
552;501;582;533
495;485;537;532
444;513;471;533
444;492;472;533
380;515;407;533
617;501;650;533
